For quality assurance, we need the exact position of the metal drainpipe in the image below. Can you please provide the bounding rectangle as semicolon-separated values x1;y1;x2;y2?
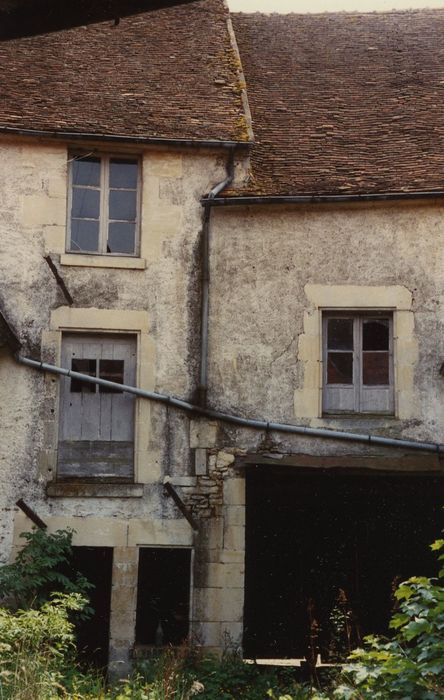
16;355;444;454
197;148;236;407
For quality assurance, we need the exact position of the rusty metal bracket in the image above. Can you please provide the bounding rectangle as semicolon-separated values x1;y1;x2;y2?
44;255;73;306
16;498;47;529
162;481;198;532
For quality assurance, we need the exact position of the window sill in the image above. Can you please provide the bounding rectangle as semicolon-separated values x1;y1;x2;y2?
46;482;144;498
60;253;146;270
322;413;396;419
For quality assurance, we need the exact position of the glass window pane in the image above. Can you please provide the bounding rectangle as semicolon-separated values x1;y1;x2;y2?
327;352;353;384
72;187;100;219
99;359;124;393
70;359;96;392
107;222;136;254
70;219;100;252
327;318;353;350
109;159;138;189
363;320;389;351
363;352;389;385
72;157;101;187
109;189;137;221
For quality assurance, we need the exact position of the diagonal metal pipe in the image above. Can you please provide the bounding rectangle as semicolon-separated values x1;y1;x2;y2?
16;354;444;455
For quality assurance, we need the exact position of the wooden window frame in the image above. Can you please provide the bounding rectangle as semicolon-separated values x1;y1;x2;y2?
67;153;141;257
322;311;394;415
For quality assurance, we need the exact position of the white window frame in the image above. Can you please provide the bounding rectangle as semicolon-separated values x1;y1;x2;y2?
67;152;141;257
322;311;394;415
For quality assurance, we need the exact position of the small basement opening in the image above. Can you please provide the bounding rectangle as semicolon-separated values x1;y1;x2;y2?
135;547;191;647
244;466;444;661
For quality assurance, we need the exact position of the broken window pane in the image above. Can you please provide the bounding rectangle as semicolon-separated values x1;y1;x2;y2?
363;352;389;385
99;360;124;393
71;359;97;392
107;222;136;254
327;318;353;350
70;219;100;252
109;159;138;189
363;319;389;351
327;352;353;384
72;157;101;187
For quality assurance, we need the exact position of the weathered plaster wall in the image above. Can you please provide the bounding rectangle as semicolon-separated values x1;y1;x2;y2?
209;202;444;447
1;138;443;667
0;139;229;554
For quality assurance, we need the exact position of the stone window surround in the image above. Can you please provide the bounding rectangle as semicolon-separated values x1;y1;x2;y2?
41;307;156;486
294;284;418;421
39;145;185;270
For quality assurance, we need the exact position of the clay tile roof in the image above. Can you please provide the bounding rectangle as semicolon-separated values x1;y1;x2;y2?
0;0;249;143
231;10;444;195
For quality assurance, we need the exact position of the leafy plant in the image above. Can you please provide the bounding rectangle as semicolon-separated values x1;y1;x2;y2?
0;528;93;615
333;539;444;700
0;592;86;700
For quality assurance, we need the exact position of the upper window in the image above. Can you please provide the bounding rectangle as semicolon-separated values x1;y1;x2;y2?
322;313;394;414
67;154;140;256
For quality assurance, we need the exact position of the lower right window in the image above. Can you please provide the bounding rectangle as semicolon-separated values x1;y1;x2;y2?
323;312;394;414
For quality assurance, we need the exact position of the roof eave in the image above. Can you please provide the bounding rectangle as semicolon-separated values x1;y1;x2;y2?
0;125;253;150
203;190;444;206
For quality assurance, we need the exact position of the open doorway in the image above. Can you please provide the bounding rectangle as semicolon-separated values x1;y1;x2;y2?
69;546;113;668
244;467;444;660
135;547;192;647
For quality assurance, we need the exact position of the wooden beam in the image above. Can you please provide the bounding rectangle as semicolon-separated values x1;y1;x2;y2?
238;452;442;473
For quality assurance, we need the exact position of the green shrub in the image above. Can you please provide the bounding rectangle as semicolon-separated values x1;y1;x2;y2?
0;528;93;614
0;592;86;700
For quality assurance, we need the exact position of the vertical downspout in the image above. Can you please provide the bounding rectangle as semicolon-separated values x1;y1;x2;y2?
198;149;235;407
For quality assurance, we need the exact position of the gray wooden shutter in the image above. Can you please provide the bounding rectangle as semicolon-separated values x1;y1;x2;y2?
58;333;136;480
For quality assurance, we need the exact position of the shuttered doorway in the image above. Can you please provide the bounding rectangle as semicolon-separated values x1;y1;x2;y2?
58;333;136;480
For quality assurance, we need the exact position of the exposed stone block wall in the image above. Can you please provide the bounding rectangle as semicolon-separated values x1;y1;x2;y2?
109;547;139;678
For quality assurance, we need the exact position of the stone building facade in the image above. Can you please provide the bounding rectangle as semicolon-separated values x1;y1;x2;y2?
1;0;443;673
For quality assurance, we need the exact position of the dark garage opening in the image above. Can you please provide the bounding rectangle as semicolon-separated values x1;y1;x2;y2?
244;467;444;661
67;546;113;668
135;547;191;647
